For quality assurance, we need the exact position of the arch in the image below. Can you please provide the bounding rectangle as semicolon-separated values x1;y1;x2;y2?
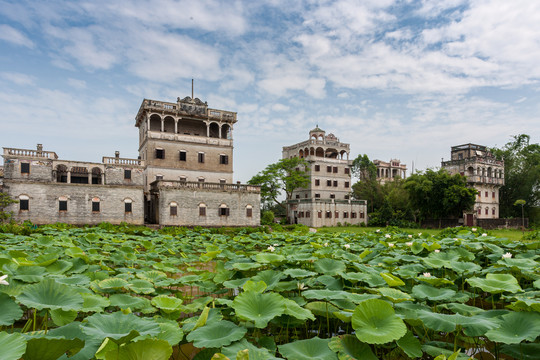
311;134;318;140
339;150;347;159
310;147;315;155
245;204;253;218
221;124;231;139
149;114;161;131
487;167;492;177
325;148;338;158
315;147;324;157
163;116;175;133
319;134;324;140
219;203;230;216
304;147;309;157
91;167;102;184
19;194;29;200
199;203;207;216
209;122;220;138
56;164;68;183
467;166;474;177
299;149;304;158
178;118;206;136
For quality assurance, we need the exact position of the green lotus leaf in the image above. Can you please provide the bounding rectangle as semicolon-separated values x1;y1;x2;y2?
50;308;78;326
82;293;110;312
243;280;267;293
412;284;456;301
498;257;538;269
223;278;249;289
422;345;468;360
328;335;377;360
485;311;540;344
396;331;422;358
46;260;73;274
283;298;315;321
222;339;273;360
182;308;223;332
151;295;183;313
254;253;285;263
47;321;103;360
0;292;23;326
417;275;455;287
55;274;91;287
351;299;407;344
314;259;346;276
110;294;148;311
500;343;540;360
251;270;284;290
35;253;59;267
449;261;481;274
380;272;405;287
422;251;460;269
232;262;262;270
111;338;173;360
467;274;522;294
0;331;27;360
136;270;168;283
456;315;499;337
98;277;128;289
16;278;83;311
279;337;337;360
232;291;286;328
375;287;413;302
283;268;317;279
302;289;349;300
13;266;47;283
82;311;160;343
23;337;84;360
126;279;155;294
416;310;466;332
0;278;26;297
343;272;386;287
305;301;341;318
151;319;184;346
186;320;247;348
442;303;485;316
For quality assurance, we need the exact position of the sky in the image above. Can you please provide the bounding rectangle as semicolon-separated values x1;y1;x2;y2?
1;0;539;183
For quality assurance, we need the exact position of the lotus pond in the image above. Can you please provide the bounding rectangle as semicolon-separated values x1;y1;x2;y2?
0;226;539;360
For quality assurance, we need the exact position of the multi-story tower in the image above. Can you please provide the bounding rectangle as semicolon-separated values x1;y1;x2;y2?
373;159;407;184
135;96;236;189
442;144;504;225
282;127;367;227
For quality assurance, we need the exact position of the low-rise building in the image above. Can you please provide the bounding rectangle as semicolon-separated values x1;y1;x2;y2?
373;159;407;184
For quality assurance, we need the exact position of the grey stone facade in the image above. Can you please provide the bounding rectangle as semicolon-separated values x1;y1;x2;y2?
1;96;261;227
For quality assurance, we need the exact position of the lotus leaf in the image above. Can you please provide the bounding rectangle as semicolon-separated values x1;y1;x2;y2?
485;311;540;344
498;257;538;269
396;331;422;358
305;301;340;318
102;338;173;360
0;331;26;360
51;308;78;326
283;298;315;321
126;279;155;294
82;311;160;343
0;292;23;326
500;343;540;360
232;262;261;270
279;337;337;360
151;319;184;346
283;268;317;279
13;266;47;283
186;320;247;348
376;287;413;302
302;289;349;300
328;334;377;360
254;253;285;263
35;253;59;267
82;293;110;312
136;270;168;283
380;272;405;287
222;339;274;360
17;278;83;311
423;252;460;269
243;280;267;293
467;273;522;293
314;259;346;276
182;308;223;332
417;275;455;287
46;260;73;274
110;294;149;311
412;284;456;301
351;299;407;344
151;295;183;313
98;277;129;289
232;291;286;328
22;337;85;360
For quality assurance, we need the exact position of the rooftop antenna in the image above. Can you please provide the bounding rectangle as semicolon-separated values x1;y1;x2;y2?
191;79;194;99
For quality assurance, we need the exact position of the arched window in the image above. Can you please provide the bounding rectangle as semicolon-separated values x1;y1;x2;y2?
246;205;253;218
219;204;229;216
170;202;178;216
199;203;207;216
124;198;132;213
92;197;100;212
59;196;68;212
19;195;29;211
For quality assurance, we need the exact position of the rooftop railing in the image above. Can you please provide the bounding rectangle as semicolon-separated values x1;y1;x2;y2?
102;157;145;167
3;148;58;159
152;180;260;193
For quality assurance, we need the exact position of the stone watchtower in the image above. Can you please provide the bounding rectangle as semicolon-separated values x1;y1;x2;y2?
282;127;367;227
442;144;504;225
134;96;237;190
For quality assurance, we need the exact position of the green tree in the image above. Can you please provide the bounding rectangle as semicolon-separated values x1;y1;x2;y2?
491;134;540;220
404;169;477;221
352;179;384;213
248;158;310;212
351;154;377;181
0;192;17;223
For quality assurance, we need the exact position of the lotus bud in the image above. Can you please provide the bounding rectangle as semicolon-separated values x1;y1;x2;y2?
267;246;275;252
502;252;512;259
0;274;8;286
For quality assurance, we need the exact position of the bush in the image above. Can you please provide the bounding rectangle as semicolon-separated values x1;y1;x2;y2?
261;210;275;225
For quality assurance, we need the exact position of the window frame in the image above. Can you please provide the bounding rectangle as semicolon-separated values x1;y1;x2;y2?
155;148;165;159
21;162;30;174
179;150;187;161
198;152;205;163
124;169;132;180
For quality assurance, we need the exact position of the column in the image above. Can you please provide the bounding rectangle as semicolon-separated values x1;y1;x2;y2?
160;119;164;132
67;171;71;183
88;172;92;184
218;124;222;139
206;123;210;137
174;119;178;134
101;173;105;184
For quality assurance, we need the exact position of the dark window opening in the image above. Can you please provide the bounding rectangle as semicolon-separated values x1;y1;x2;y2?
351;212;357;218
20;199;29;211
333;180;338;187
330;194;335;199
155;149;165;159
327;180;332;186
125;202;132;213
199;206;206;216
198;153;205;163
327;166;332;173
335;211;339;218
315;193;320;198
220;155;229;165
306;211;311;218
124;169;131;180
71;176;89;184
246;208;253;217
59;200;67;212
344;168;350;174
315;165;320;172
360;212;365;219
296;194;300;199
345;181;349;188
325;211;332;218
315;179;320;186
333;167;338;173
179;151;187;161
343;212;349;218
92;201;100;212
198;178;205;182
21;163;30;174
317;211;322;218
219;207;230;216
170;205;177;216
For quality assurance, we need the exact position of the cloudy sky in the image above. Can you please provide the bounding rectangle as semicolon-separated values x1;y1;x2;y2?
1;0;539;182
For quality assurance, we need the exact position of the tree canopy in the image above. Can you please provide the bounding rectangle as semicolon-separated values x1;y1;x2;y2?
247;158;310;211
404;168;477;221
491;134;540;220
0;192;17;223
351;154;377;181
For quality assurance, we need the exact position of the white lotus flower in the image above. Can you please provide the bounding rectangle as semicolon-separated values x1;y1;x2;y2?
385;234;391;238
472;228;477;232
0;274;8;286
267;246;275;252
297;282;308;290
502;252;512;259
423;272;431;278
388;243;394;247
324;242;329;247
434;249;440;253
344;244;351;249
408;234;413;238
406;242;413;246
418;233;422;236
481;233;488;237
273;243;279;247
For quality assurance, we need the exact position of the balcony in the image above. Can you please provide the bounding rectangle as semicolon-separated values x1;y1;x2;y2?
151;180;260;193
3;147;58;159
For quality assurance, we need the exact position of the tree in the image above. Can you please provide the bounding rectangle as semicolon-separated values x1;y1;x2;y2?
491;134;540;219
404;169;477;221
351;154;377;181
0;192;17;223
248;158;310;212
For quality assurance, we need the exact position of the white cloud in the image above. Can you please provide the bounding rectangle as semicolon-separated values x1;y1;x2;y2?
0;24;34;48
0;72;35;85
67;78;87;89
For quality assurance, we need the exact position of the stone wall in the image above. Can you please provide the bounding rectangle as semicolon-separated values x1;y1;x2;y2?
105;166;144;186
288;200;367;227
3;158;54;182
3;181;144;225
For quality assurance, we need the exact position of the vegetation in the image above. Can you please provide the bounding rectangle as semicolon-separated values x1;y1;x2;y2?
0;225;539;359
0;192;17;223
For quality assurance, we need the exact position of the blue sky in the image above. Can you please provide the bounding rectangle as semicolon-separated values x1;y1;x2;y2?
1;0;539;182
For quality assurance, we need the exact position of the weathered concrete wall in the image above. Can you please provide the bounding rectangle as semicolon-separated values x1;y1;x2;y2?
105;166;144;186
156;186;260;227
3;158;54;182
145;166;233;185
288;201;367;227
3;181;144;225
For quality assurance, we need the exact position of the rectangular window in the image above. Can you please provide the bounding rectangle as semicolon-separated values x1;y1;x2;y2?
155;149;165;159
344;181;349;188
485;208;488;215
343;212;349;218
179;151;187;161
306;211;310;218
351;212;357;218
21;163;30;174
315;165;320;172
492;191;495;198
335;211;339;218
124;169;131;180
59;200;67;212
20;199;29;211
156;175;163;181
296;194;300;199
220;154;229;165
125;202;132;213
330;194;335;199
478;208;482;214
219;207;230;216
344;195;350;200
199;207;206;216
220;179;226;184
327;166;332;173
344;168;350;175
333;180;338;187
198;178;205;182
315;193;320;198
246;208;253;217
492;208;496;215
485;191;488;197
170;206;177;216
327;180;332;186
315;179;320;186
198;153;205;163
179;176;187;182
92;201;100;212
360;212;365;219
318;211;322;218
325;211;332;218
333;167;338;173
